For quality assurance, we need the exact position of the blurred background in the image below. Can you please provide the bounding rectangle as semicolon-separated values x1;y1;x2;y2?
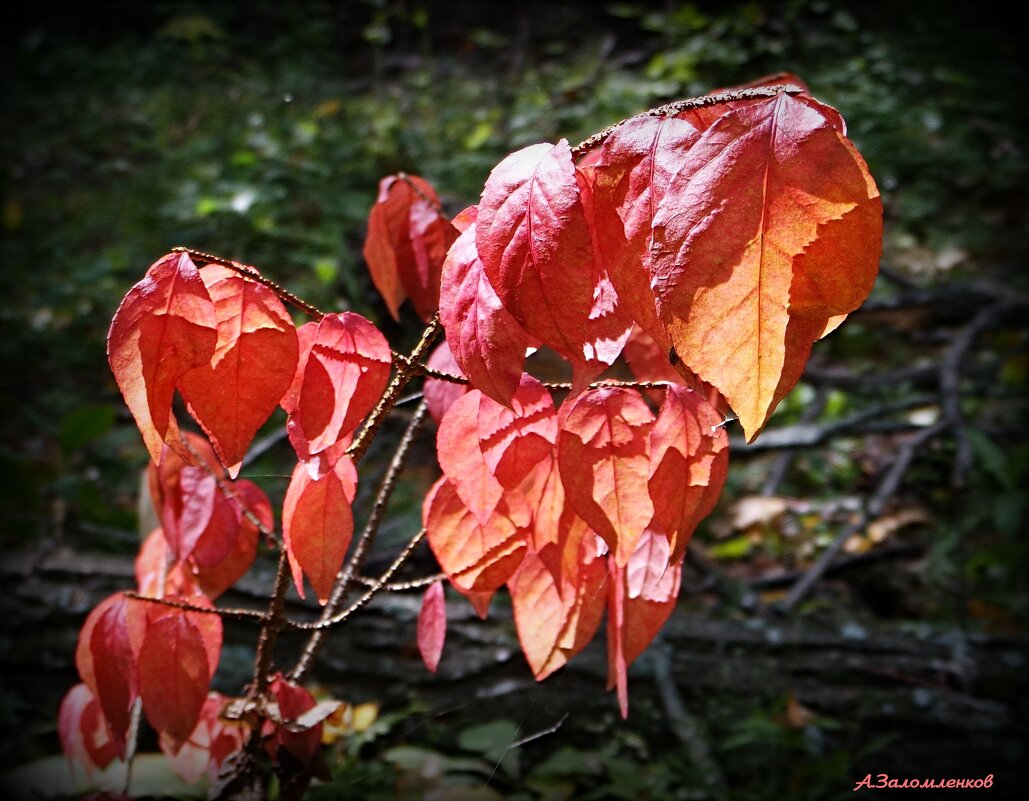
2;1;1026;798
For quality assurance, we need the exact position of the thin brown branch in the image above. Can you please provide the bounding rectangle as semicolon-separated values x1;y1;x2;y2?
352;572;445;592
288;528;428;632
124;591;268;622
172;246;325;320
249;548;292;695
347;314;441;464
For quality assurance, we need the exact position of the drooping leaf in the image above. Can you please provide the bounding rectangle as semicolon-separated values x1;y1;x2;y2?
523;453;592;591
363;174;457;321
607;533;683;718
81;595;140;755
435;392;505;524
282;457;357;603
647;385;729;562
138;612;211;747
650;92;881;440
475;140;597;366
107;252;218;464
508;539;608;681
423;342;471;425
178;265;299;476
439;223;530;405
192;478;270;599
59;683;119;777
557;388;655;566
476;375;557;489
424;478;527;595
283;312;392;458
142;588;224;679
591;115;704;350
416;580;447;673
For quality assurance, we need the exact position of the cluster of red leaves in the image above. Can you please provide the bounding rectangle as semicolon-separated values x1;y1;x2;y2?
65;75;881;786
420;374;727;714
425;80;880;442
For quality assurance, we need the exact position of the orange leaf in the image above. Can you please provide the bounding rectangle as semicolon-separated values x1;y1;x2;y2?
607;533;682;718
557;388;654;566
178;265;298;476
363;174;457;321
282;457;357;603
650;92;881;440
508;539;608;681
424;478;527;594
476;141;597;366
647;386;729;562
107;252;218;464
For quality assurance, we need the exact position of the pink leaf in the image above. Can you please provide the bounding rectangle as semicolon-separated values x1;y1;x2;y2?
417;581;447;673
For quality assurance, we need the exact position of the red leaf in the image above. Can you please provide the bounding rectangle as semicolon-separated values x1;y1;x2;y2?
424;478;527;594
135;529;196;598
192;478;269;599
138;612;211;747
417;580;447;673
647;385;729;562
363;174;458;321
83;596;140;755
282;457;357;603
265;675;321;768
143;589;224;679
476;375;557;489
423;342;470;425
475;140;597;366
650;93;881;440
439;223;530;405
59;683;119;777
557;388;655;567
591;115;704;351
107;252;218;464
177;265;298;476
606;534;683;718
508;539;608;681
283;312;392;458
435;391;504;524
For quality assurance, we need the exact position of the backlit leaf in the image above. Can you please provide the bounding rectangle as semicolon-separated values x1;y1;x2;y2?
476;140;596;366
439;224;530;405
423;342;470;425
607;535;683;718
178;265;298;476
107;252;218;464
557;388;655;566
363;174;457;321
650;92;881;440
424;478;527;594
417;581;447;673
282;457;357;603
647;385;729;562
508;540;607;681
284;312;392;458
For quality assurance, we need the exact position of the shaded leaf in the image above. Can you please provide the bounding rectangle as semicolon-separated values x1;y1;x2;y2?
138;613;211;747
